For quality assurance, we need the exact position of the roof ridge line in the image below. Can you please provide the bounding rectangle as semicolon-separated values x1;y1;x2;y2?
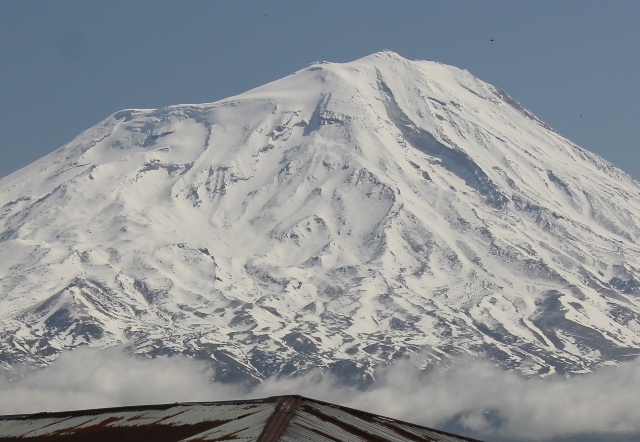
256;396;301;442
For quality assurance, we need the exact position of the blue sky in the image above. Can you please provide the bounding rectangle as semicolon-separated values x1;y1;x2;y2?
1;1;639;180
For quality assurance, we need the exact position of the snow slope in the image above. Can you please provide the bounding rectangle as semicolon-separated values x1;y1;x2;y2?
2;51;640;381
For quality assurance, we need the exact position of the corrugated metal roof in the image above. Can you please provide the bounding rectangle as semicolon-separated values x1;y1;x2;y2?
0;400;276;442
0;396;483;442
280;399;482;442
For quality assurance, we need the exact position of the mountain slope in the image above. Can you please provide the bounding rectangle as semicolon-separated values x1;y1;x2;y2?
2;51;640;381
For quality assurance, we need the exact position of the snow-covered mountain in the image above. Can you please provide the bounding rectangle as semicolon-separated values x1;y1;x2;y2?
2;51;640;382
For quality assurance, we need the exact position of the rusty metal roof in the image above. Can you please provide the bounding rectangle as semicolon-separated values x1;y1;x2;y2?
0;396;483;442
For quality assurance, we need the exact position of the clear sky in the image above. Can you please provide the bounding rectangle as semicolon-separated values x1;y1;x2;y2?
1;1;639;180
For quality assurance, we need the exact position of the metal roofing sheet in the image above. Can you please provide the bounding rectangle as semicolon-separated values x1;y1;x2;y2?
185;404;275;441
0;401;276;442
0;395;483;442
279;399;481;442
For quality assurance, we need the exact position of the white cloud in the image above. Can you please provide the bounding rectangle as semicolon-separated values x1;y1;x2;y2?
2;348;640;442
0;347;240;414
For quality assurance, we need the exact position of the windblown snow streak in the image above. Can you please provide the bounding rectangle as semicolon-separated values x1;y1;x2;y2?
1;51;640;381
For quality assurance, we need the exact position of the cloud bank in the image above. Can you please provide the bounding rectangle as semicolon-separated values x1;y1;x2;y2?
2;348;640;442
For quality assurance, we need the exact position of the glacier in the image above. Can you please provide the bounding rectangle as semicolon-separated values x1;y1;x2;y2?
1;50;640;383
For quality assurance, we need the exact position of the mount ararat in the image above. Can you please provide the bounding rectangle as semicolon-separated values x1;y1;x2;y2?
2;51;640;383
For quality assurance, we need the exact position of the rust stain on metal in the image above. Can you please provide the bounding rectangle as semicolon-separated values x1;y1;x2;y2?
256;396;300;442
32;416;77;432
299;403;390;442
28;403;177;418
375;419;464;442
125;414;145;421
298;398;484;442
189;425;249;441
372;420;439;442
315;408;435;442
0;421;229;442
46;416;124;437
296;423;344;442
156;409;188;423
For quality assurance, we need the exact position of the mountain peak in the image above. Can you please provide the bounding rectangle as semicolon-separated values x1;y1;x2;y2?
367;49;408;60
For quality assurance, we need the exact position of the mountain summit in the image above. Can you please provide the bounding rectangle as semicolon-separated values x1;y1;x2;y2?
2;51;640;381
